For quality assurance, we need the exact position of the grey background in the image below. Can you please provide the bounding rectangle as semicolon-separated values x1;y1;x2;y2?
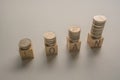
0;0;120;80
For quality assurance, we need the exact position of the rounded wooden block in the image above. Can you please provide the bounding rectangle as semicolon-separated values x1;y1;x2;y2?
19;38;31;50
69;26;80;40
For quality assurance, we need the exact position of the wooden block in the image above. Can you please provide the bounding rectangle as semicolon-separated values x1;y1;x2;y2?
19;46;34;59
44;32;58;56
87;33;104;48
19;38;34;59
45;44;58;56
67;37;81;52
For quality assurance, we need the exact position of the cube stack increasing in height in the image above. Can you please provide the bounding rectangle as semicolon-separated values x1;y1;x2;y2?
87;15;107;48
44;32;58;56
19;38;34;59
67;26;81;53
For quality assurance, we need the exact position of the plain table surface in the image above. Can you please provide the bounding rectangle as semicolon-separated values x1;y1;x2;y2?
0;0;120;80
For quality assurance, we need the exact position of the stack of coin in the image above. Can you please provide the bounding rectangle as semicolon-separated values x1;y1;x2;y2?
44;32;56;45
90;15;107;39
69;26;80;41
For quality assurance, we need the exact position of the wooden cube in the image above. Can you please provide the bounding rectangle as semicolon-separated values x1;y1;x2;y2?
19;46;34;59
45;44;58;56
87;33;104;48
67;37;81;52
